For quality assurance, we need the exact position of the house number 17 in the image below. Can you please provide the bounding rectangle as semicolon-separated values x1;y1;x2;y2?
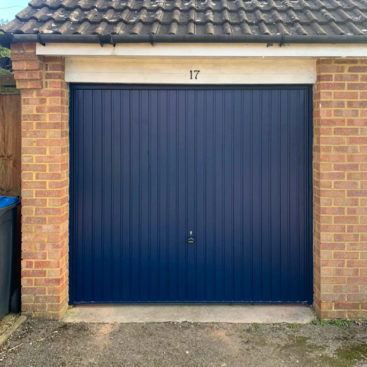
190;70;200;80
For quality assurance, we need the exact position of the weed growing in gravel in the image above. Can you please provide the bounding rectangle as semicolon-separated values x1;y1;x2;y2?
311;319;354;328
312;319;328;326
246;323;260;333
330;320;354;328
287;323;300;330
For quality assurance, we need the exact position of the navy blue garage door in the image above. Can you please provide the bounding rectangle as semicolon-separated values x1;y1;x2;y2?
70;85;313;304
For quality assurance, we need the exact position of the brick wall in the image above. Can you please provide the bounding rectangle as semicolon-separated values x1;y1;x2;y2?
10;43;367;320
314;58;367;319
11;43;69;319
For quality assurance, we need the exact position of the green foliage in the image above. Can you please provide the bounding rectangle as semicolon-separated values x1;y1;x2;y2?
287;323;300;329
0;20;11;59
311;319;353;327
0;21;11;74
311;319;329;326
329;319;353;328
0;47;10;58
0;67;11;75
246;323;260;333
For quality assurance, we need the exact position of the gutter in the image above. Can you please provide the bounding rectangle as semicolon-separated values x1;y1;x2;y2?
1;33;367;47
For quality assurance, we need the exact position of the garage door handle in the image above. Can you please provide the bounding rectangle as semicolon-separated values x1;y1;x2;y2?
186;236;196;245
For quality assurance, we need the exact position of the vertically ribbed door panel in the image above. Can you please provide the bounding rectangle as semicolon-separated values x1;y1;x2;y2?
70;85;312;304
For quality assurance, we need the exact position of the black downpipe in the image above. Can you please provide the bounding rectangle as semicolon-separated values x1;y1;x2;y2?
1;33;367;47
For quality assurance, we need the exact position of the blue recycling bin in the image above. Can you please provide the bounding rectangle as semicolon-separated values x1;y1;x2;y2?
0;196;20;319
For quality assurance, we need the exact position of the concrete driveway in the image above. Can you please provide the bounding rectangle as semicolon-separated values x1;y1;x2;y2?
1;319;367;367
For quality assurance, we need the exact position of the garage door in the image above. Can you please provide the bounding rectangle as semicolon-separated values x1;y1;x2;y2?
70;85;313;304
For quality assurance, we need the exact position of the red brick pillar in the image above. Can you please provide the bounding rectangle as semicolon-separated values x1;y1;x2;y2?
314;58;367;319
11;43;69;319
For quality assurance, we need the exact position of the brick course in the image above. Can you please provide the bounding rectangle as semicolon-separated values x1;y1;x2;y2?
12;43;69;319
314;58;367;319
11;43;367;320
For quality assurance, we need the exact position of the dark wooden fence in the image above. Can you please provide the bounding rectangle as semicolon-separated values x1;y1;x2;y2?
0;94;21;196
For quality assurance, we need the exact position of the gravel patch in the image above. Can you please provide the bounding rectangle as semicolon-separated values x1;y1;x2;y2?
1;319;367;367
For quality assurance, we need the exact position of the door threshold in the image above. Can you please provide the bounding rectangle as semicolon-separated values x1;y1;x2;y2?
63;304;316;324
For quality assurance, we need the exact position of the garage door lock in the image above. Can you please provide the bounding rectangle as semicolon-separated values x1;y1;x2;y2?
187;231;196;245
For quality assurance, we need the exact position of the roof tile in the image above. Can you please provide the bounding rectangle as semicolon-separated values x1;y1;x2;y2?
3;0;367;38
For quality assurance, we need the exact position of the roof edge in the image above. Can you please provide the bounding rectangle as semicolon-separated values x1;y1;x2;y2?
2;33;367;48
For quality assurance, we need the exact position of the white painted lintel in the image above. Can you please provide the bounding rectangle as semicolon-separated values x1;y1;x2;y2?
65;56;316;84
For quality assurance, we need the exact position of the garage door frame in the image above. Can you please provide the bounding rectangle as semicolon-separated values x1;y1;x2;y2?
69;83;314;305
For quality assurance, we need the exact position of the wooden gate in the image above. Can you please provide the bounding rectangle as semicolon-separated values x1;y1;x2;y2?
0;94;21;196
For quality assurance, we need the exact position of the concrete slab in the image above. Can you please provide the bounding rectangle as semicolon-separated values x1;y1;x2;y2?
63;305;315;324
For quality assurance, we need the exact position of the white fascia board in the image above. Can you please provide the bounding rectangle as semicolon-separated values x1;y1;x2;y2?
37;42;367;58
